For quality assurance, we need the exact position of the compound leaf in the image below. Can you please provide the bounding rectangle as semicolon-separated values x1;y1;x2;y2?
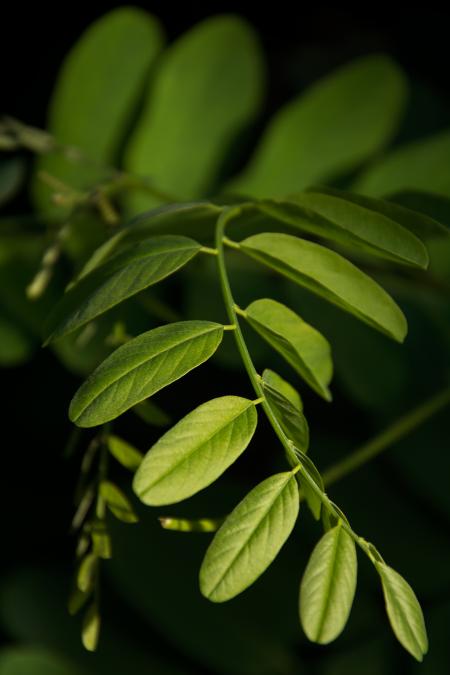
133;396;257;505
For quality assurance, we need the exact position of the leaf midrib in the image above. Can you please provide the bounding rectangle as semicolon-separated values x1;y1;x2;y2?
314;525;342;642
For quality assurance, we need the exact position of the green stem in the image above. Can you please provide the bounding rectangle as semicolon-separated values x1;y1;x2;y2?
323;386;450;487
215;208;372;556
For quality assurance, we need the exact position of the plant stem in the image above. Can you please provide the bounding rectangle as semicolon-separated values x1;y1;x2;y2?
323;386;450;487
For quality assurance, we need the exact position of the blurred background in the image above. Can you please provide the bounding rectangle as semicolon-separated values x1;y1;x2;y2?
1;4;449;674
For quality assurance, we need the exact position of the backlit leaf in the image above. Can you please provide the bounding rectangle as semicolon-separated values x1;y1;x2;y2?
300;524;357;643
240;233;407;342
133;396;257;505
246;298;332;399
69;321;223;427
200;470;299;602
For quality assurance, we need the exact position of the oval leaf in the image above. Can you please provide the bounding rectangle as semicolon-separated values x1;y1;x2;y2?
133;396;257;505
82;603;101;652
262;378;309;453
69;321;223;427
246;298;333;399
99;480;138;523
77;553;98;594
106;435;143;471
294;448;324;521
260;189;428;268
376;562;428;661
125;15;265;213
240;233;407;342
200;470;299;602
262;369;303;410
33;7;164;213
45;235;201;343
300;524;357;644
230;54;406;197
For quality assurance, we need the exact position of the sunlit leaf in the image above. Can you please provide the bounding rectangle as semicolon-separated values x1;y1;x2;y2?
200;470;299;602
230;54;406;197
300;524;357;643
69;321;223;427
100;480;139;523
133;396;257;505
45;235;201;343
376;562;428;661
245;298;332;399
240;233;407;342
125;15;265;213
260;189;428;268
106;435;143;471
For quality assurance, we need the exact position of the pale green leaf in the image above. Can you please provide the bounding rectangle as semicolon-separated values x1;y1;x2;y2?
133;396;257;505
245;298;332;399
240;233;407;342
82;603;101;652
354;129;450;197
45;235;201;343
376;562;428;661
33;7;164;212
262;369;302;411
69;321;223;427
100;480;139;523
230;54;406;197
76;553;98;593
106;434;143;471
300;524;357;644
261;377;309;453
200;470;299;602
260;189;428;268
125;15;265;213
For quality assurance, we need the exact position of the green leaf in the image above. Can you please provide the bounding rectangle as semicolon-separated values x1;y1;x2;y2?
45;235;201;343
91;521;112;559
75;202;222;282
0;314;35;366
124;15;265;213
260;189;428;268
133;396;257;506
245;298;332;399
159;516;224;533
376;562;428;661
67;586;91;616
69;320;223;427
261;377;309;453
354;129;450;197
308;185;447;243
240;233;407;342
262;369;302;410
294;448;324;521
132;399;171;427
299;524;357;644
0;157;26;207
99;480;139;523
106;434;143;471
0;647;83;675
76;553;98;593
82;603;101;652
200;470;299;602
32;7;164;212
229;54;406;197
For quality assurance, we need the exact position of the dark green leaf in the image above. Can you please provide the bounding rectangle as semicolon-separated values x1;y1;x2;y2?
106;434;143;471
200;470;299;602
69;321;223;427
240;233;407;342
125;15;265;213
262;378;309;453
100;480;139;523
376;562;428;661
261;189;428;268
45;235;201;343
133;396;257;505
230;54;406;197
300;524;357;643
245;298;332;399
354;129;450;197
